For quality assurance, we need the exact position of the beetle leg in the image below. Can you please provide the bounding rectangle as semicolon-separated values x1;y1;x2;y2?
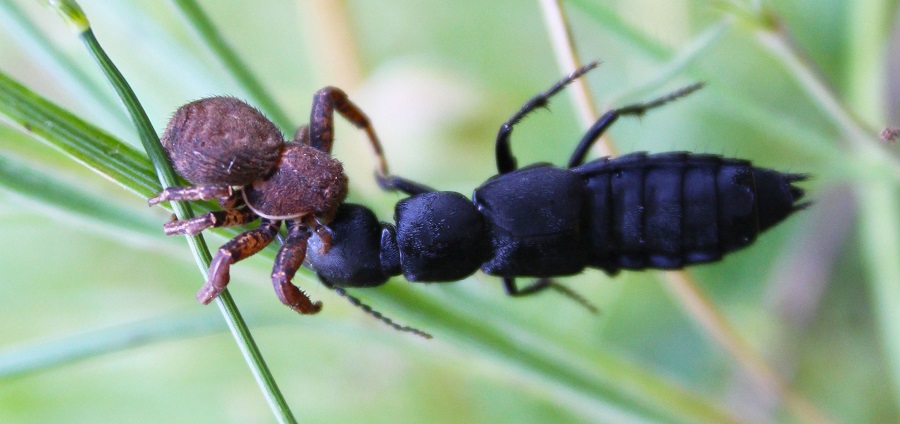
503;276;547;296
308;87;389;177
197;218;281;304
495;61;601;174
503;277;598;314
566;83;704;168
163;207;258;236
272;219;323;314
148;184;233;206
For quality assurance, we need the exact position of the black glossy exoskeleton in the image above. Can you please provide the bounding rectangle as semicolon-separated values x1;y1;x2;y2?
304;62;808;336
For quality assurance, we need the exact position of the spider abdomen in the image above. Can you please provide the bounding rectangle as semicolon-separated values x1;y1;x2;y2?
160;96;283;186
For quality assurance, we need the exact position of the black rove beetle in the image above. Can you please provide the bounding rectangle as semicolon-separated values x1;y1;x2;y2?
150;62;808;338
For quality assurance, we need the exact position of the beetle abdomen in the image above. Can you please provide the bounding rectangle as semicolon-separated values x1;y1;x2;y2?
574;152;806;274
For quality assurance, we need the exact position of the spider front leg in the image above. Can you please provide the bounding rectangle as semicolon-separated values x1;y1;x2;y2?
272;218;322;314
375;174;434;196
148;183;234;206
155;189;255;236
197;218;281;304
307;86;389;176
162;207;258;236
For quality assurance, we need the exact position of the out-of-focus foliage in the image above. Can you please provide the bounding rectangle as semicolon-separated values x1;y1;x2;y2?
0;1;897;423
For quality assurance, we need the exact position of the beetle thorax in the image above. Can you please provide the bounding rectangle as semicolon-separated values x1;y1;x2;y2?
243;143;348;220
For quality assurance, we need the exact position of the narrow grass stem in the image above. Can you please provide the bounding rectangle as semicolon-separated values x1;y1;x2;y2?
538;0;611;157
748;9;900;179
45;2;297;422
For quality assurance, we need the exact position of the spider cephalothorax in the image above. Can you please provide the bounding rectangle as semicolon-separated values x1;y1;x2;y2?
149;89;385;314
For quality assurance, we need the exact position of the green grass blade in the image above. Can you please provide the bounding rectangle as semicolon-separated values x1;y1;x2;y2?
0;70;259;242
0;1;129;133
77;31;176;186
0;66;281;251
858;183;900;406
324;283;741;424
170;0;294;131
0;70;157;197
732;4;900;179
0;312;225;379
609;19;733;105
44;2;298;423
844;0;900;402
569;0;899;186
0;152;158;237
566;0;670;60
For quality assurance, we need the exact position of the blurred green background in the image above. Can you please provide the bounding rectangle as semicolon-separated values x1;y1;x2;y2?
0;0;898;423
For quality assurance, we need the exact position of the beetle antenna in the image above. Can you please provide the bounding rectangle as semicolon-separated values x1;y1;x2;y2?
325;283;433;339
617;82;705;117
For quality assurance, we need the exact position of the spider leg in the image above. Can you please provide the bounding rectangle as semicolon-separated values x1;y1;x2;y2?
291;124;309;145
148;183;233;206
271;219;322;314
307;215;334;254
163;207;258;236
197;218;281;304
502;277;598;314
307;87;389;177
375;174;434;196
